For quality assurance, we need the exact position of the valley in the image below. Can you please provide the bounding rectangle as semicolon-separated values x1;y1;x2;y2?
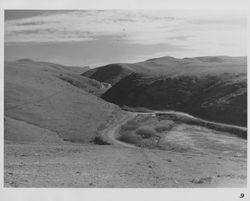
4;56;247;187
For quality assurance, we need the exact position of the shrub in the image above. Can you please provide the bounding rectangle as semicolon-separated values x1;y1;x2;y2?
121;120;139;131
92;136;111;145
119;132;140;144
136;127;156;138
154;125;172;133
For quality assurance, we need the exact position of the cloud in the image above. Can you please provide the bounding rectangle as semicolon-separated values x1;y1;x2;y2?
4;9;246;54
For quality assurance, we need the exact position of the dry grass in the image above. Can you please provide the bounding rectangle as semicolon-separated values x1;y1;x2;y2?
154;125;173;133
136;126;156;138
118;118;163;147
4;60;122;143
118;132;141;144
120;120;139;131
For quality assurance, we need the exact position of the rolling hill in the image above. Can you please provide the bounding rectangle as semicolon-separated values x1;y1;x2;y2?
82;63;134;85
91;56;247;127
4;59;122;143
82;56;246;84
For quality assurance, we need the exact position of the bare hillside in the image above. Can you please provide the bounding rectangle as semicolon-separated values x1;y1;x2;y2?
4;60;122;143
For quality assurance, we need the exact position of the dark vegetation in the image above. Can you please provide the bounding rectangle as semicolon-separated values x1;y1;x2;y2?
82;63;134;85
91;136;111;145
82;56;247;127
154;125;174;133
102;73;247;127
118;117;174;148
118;112;247;152
136;127;156;138
156;113;247;139
120;120;139;131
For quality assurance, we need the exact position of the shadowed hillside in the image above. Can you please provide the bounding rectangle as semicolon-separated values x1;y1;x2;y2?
98;56;247;127
4;59;122;143
82;63;134;85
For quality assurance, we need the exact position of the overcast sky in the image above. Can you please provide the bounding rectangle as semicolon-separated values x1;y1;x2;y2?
4;10;246;67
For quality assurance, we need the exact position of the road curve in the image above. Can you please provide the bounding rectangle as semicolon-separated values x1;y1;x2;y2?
134;110;247;139
105;110;247;148
104;112;137;148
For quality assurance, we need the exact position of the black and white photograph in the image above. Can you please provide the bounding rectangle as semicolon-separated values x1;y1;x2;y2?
0;0;249;200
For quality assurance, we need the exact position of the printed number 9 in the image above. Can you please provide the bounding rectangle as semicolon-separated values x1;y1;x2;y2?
240;193;244;198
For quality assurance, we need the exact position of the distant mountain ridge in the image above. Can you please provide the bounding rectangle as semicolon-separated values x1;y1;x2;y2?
16;58;91;74
82;56;246;84
82;56;247;127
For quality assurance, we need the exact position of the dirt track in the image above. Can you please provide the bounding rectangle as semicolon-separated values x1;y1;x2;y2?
4;111;247;187
104;112;137;148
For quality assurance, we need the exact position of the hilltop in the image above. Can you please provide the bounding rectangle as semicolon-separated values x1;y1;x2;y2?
4;59;122;143
82;56;247;127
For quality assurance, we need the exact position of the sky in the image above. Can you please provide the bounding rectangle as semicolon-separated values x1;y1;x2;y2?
4;10;247;67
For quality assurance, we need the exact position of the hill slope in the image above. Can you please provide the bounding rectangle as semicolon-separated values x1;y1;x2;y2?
100;56;247;127
82;63;134;85
82;56;246;85
5;60;122;143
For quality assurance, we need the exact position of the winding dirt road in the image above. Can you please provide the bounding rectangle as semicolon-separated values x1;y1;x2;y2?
100;110;247;187
4;110;247;187
105;110;247;148
105;112;137;148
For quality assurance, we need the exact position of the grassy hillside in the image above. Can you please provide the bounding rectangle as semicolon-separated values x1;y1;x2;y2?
16;59;90;74
82;63;134;85
5;60;122;143
100;56;247;127
82;56;246;84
